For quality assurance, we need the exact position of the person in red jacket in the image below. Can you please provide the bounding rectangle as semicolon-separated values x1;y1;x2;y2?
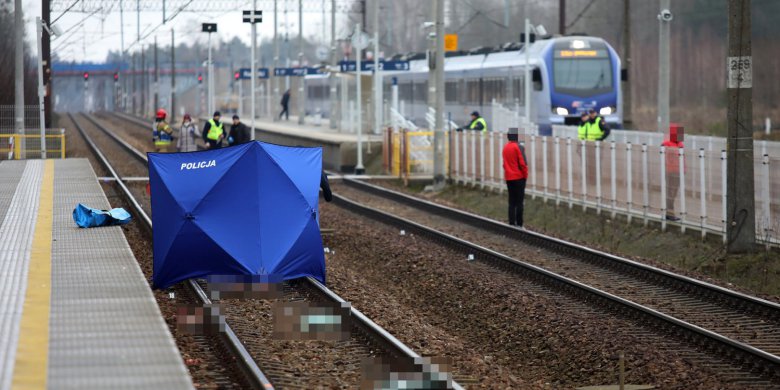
662;124;685;221
502;127;529;227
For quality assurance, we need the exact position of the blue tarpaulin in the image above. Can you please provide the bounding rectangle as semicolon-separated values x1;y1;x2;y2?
148;142;326;289
72;203;132;228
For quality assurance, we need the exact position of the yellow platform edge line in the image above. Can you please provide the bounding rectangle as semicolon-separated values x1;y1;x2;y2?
12;160;54;389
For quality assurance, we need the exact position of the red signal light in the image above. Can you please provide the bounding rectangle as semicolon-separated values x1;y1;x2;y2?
197;74;203;83
113;72;119;82
83;72;89;80
234;71;240;80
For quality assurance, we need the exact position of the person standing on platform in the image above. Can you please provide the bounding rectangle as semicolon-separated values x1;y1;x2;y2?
228;115;251;146
177;114;200;152
153;108;174;153
279;89;291;121
202;111;225;149
502;128;529;228
662;124;685;221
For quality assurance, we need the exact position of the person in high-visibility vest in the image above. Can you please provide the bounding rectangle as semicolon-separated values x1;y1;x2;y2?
153;108;173;152
202;111;225;149
577;111;592;141
467;111;488;133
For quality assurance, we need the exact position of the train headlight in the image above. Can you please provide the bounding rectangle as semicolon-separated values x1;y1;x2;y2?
554;107;569;116
599;106;613;116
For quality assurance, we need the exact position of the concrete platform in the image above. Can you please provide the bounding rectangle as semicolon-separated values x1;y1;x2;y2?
232;115;383;173
0;159;192;389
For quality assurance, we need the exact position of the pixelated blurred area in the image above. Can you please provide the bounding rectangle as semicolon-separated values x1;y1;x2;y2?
361;356;454;390
206;274;284;301
176;304;226;335
272;301;351;341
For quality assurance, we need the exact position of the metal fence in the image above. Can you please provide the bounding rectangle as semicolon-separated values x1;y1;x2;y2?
553;125;780;159
385;128;449;178
0;105;41;132
0;105;66;159
449;129;779;245
0;130;66;160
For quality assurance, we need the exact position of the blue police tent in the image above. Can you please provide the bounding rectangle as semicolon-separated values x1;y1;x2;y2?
148;141;326;289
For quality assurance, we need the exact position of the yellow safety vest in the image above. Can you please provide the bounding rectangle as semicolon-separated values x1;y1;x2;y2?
207;119;224;141
577;117;604;141
154;121;172;146
469;117;488;133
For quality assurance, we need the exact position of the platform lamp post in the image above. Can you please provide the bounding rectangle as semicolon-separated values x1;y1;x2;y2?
351;24;370;175
202;23;217;116
242;8;262;141
36;17;61;159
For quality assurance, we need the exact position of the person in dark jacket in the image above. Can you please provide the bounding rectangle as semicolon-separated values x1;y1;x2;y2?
279;90;291;120
202;111;225;149
502;127;529;227
228;115;251;146
320;172;332;202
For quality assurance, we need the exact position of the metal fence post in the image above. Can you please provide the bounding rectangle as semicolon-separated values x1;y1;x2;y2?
554;137;561;206
581;140;587;208
610;140;617;218
721;150;727;244
642;144;649;226
679;147;686;233
699;148;707;240
454;130;460;183
567;138;573;209
489;131;495;187
762;154;771;243
500;139;506;193
542;136;548;202
530;135;537;198
468;131;475;186
660;146;667;231
627;142;633;223
479;131;485;189
596;141;602;215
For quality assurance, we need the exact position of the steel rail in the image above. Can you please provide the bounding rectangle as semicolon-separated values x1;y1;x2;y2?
330;189;780;382
69;113;275;390
341;178;780;318
84;112;463;389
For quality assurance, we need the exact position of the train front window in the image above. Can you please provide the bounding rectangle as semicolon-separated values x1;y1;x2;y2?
553;58;612;96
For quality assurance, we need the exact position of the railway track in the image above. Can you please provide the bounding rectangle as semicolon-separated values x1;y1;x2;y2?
330;178;780;387
69;112;463;389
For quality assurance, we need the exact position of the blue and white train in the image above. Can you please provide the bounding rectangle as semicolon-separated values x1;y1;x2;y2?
304;35;623;135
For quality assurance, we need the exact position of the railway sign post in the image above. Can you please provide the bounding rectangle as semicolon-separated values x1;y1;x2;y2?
273;67;324;77
243;7;262;140
444;34;458;52
238;68;270;80
338;60;409;72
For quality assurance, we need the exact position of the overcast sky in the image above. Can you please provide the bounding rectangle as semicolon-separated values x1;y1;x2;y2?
23;0;346;63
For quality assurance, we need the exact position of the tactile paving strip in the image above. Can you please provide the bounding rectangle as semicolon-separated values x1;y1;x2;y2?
0;160;43;390
48;159;193;389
